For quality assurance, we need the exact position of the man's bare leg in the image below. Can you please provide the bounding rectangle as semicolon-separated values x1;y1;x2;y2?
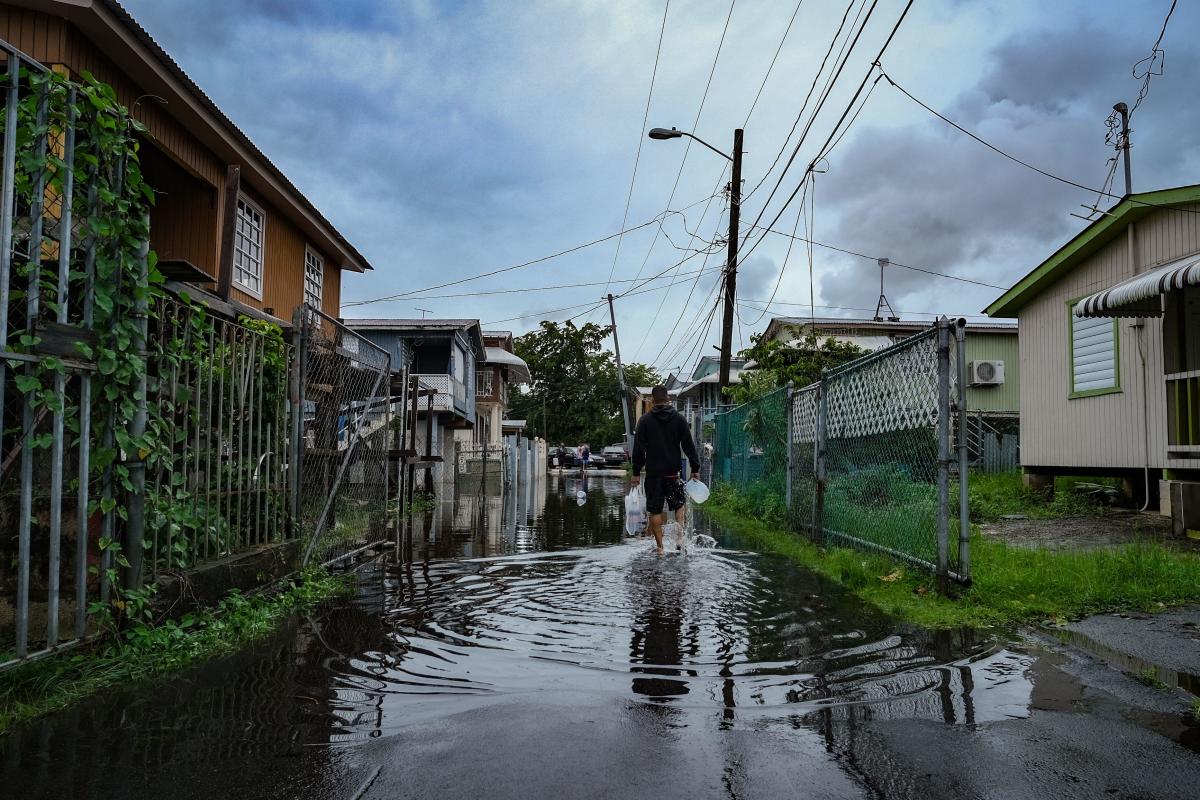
673;506;687;551
648;512;665;553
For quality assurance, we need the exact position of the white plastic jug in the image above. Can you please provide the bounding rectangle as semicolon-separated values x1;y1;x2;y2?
625;485;646;535
684;478;710;504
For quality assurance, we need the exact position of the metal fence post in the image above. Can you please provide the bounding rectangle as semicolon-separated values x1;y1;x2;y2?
289;307;304;539
935;316;951;593
955;318;971;584
785;380;794;521
813;378;828;542
124;219;151;590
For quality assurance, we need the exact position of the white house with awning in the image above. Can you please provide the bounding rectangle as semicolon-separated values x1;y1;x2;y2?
985;183;1200;535
472;331;532;446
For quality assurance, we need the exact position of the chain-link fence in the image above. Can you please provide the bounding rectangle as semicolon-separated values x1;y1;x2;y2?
294;305;392;567
713;385;790;519
715;318;970;586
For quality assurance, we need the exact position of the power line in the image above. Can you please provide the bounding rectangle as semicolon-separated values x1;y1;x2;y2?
747;221;1007;290
340;192;718;308
483;248;718;326
744;0;863;201
880;68;1200;216
742;0;807;127
633;0;810;359
737;297;993;319
1130;0;1177;117
601;0;672;297
740;0;881;234
626;0;737;286
362;264;720;302
738;0;917;269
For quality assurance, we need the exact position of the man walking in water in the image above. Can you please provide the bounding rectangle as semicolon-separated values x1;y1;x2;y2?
630;386;702;554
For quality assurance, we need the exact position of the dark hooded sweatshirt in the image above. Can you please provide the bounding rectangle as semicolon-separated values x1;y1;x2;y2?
632;405;701;478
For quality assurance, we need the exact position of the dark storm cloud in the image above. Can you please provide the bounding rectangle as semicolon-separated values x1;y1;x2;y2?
815;12;1200;316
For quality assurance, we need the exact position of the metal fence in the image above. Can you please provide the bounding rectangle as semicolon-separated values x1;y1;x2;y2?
0;46;123;664
293;305;392;567
0;34;404;671
715;318;970;586
144;295;293;577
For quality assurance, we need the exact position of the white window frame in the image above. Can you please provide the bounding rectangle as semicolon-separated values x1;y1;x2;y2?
304;245;324;311
233;194;267;299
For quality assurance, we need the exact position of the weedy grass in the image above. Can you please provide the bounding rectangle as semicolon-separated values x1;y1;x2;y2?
706;489;1200;630
968;471;1118;521
0;568;348;736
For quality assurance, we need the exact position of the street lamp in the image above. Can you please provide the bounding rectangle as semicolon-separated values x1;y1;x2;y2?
649;126;743;390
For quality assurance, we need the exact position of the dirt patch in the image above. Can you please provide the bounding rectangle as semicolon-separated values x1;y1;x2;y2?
980;511;1199;552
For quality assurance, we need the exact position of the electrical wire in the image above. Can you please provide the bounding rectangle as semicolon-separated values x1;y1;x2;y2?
633;0;811;359
880;68;1200;216
341;192;720;308
746;221;1007;290
1130;0;1176;117
744;0;862;201
601;0;672;297
625;0;737;286
736;297;993;319
738;1;917;269
740;0;880;231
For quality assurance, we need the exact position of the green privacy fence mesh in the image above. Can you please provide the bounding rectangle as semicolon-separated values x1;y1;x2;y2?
714;319;970;585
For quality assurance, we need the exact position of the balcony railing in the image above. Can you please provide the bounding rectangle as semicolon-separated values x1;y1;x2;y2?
476;368;494;399
416;373;471;418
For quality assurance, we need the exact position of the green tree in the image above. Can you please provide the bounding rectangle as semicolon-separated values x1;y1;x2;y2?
727;330;866;405
509;321;660;446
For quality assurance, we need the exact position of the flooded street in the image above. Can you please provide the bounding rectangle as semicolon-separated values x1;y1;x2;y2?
6;475;1200;799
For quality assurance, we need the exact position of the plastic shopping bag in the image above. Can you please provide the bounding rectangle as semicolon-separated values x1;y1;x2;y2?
625;485;646;535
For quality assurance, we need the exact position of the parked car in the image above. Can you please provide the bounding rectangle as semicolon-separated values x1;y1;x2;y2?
548;445;576;468
602;444;628;467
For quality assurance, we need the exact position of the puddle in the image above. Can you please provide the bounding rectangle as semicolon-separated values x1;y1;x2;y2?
4;475;1197;798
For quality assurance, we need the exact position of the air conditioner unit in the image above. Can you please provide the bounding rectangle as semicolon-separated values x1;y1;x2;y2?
968;360;1005;386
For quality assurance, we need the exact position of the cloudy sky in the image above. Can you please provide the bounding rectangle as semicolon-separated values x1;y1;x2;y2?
123;0;1199;374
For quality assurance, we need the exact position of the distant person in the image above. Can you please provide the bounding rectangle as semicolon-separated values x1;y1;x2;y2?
579;443;591;475
631;386;701;554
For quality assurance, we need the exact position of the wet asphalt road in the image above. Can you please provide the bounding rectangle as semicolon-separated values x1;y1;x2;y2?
5;475;1200;799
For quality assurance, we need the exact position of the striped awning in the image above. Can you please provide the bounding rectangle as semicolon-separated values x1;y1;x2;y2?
1073;253;1200;318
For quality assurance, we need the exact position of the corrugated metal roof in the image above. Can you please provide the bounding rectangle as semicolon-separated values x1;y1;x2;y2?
345;318;481;330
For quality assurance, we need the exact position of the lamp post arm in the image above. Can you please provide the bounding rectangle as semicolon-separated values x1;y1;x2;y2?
681;132;733;162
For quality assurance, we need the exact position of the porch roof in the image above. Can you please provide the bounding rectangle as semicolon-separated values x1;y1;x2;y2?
482;347;531;384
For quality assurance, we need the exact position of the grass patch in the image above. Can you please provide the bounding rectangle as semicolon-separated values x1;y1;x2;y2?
1137;667;1170;691
0;567;348;736
969;471;1119;521
705;489;1200;630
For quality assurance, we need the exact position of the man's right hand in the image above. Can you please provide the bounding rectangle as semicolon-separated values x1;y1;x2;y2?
630;475;641;487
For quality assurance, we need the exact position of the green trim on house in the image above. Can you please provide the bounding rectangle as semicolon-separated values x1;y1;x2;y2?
1066;298;1121;399
985;184;1200;318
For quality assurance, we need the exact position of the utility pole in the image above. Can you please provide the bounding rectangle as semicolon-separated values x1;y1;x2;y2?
1113;102;1132;196
718;128;743;390
608;293;633;451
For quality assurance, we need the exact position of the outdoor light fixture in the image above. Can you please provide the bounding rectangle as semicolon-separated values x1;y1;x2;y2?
648;127;683;140
647;126;732;161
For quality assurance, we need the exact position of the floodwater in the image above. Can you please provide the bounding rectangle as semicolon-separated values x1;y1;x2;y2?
5;474;1200;800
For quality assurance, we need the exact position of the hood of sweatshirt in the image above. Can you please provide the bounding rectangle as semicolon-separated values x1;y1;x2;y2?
650;404;678;422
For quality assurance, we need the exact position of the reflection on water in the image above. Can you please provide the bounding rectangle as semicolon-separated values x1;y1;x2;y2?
1;477;1160;799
